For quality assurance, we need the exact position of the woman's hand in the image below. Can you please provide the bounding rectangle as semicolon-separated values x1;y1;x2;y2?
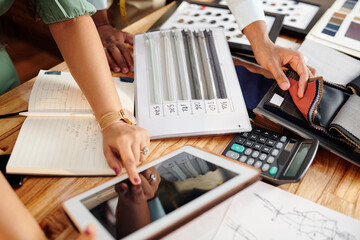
102;121;150;185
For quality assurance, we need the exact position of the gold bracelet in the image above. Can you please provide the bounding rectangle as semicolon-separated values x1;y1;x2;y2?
97;109;136;130
119;0;128;25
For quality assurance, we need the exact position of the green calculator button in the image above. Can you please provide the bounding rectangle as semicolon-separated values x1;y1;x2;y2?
269;166;278;175
231;143;245;153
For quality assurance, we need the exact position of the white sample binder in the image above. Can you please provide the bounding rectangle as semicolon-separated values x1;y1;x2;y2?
134;28;251;139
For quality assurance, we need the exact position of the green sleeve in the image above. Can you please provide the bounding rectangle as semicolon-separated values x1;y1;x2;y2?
0;0;14;16
35;0;96;24
0;48;20;95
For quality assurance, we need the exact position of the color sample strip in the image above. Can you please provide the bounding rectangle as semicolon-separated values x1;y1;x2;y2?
345;20;360;41
170;30;190;101
145;34;162;104
322;12;346;36
182;29;203;100
340;0;358;13
204;30;227;99
161;31;177;101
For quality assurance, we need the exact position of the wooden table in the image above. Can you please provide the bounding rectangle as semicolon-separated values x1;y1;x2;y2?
1;2;360;239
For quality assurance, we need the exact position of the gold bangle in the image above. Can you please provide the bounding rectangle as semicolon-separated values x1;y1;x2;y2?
97;109;135;130
119;0;128;26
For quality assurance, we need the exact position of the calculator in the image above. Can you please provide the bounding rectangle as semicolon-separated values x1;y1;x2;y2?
222;126;319;185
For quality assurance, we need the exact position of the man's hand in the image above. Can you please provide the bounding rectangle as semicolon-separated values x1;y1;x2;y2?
92;9;134;73
98;25;134;73
244;21;315;98
252;39;315;98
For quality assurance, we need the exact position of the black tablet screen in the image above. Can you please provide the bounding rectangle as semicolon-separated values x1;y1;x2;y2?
81;151;238;239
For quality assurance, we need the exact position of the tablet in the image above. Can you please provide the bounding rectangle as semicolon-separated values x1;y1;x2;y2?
63;146;260;240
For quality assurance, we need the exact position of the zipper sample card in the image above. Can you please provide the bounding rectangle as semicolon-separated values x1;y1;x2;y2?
134;28;251;139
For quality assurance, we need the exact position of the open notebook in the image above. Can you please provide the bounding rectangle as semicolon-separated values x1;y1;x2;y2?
6;70;134;176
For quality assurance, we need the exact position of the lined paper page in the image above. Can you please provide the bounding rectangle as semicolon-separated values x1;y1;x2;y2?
29;70;134;113
7;70;134;176
7;117;115;176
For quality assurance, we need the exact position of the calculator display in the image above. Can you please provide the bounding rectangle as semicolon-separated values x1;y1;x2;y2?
284;143;312;177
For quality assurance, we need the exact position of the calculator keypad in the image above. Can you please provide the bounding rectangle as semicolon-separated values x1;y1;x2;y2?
223;126;289;177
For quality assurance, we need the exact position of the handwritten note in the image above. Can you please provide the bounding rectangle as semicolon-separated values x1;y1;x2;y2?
7;118;114;175
29;70;134;113
6;70;134;176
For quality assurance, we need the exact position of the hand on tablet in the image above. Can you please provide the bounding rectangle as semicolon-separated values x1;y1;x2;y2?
102;122;150;185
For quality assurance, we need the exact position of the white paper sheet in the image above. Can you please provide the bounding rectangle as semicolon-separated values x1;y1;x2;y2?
163;196;233;240
163;181;360;239
214;181;360;239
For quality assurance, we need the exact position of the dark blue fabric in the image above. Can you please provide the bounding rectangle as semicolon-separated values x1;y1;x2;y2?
235;65;274;110
45;71;61;75
120;77;134;83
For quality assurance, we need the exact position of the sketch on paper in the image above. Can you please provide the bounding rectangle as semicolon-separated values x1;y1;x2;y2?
214;182;360;240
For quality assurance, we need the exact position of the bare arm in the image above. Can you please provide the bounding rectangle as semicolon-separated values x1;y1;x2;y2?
49;15;149;185
0;173;46;240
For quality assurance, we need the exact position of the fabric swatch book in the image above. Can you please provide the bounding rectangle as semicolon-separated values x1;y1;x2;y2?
6;70;134;176
306;0;360;58
254;70;360;166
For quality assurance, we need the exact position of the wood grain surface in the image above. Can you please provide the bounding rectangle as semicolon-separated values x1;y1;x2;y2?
0;2;359;239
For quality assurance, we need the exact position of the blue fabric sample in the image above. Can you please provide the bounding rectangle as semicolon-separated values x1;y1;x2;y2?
235;65;274;110
120;77;134;83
